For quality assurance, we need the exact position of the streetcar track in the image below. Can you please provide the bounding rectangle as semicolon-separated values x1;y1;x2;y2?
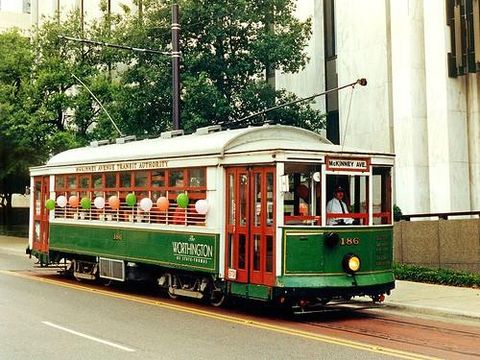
301;313;480;358
361;312;480;338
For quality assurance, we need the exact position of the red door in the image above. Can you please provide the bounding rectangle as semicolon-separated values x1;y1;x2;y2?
225;167;275;286
32;176;50;253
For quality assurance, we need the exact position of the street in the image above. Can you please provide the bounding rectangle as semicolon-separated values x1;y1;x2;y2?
1;236;479;360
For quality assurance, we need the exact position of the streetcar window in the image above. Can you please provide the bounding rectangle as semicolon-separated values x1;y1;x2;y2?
151;170;165;188
105;172;117;188
238;234;246;269
79;175;90;189
189;168;206;187
55;176;65;190
134;171;149;188
34;180;41;216
266;235;273;273
372;167;392;224
228;173;234;225
169;169;184;187
326;175;368;225
119;172;131;188
283;163;320;224
239;173;248;226
266;172;274;226
93;174;103;189
67;175;77;189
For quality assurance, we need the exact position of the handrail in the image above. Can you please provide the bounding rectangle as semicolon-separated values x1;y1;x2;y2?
401;210;480;221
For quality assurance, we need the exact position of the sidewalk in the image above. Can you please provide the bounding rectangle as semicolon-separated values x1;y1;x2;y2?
384;280;480;321
1;235;479;321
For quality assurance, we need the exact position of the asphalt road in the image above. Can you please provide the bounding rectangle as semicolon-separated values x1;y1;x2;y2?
0;237;408;360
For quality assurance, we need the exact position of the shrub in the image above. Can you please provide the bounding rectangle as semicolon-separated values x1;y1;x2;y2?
394;263;480;288
393;204;403;221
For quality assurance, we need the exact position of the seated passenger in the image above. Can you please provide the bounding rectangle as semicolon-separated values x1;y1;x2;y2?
326;186;354;225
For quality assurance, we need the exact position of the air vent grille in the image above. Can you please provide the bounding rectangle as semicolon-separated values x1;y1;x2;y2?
99;258;125;281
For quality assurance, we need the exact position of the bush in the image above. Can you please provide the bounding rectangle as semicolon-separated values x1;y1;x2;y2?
393;204;403;221
394;263;480;288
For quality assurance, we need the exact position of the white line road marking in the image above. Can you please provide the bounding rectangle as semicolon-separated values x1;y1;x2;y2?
42;321;135;352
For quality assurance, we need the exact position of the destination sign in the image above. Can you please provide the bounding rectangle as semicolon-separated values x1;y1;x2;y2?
75;160;168;173
326;156;370;172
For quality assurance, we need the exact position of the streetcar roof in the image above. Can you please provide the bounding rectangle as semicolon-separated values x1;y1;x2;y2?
38;125;394;169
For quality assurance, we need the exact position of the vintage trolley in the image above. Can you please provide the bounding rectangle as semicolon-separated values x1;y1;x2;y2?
28;124;395;308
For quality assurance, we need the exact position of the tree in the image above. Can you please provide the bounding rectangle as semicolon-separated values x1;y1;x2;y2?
0;30;37;217
0;11;118;217
103;0;325;135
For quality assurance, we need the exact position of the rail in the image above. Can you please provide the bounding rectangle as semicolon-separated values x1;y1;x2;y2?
401;210;480;221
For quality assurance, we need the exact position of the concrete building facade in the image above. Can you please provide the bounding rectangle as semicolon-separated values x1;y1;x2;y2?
277;0;480;215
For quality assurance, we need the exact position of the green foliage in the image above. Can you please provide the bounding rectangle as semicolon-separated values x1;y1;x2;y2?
0;30;41;199
108;0;324;134
393;204;403;221
394;263;480;288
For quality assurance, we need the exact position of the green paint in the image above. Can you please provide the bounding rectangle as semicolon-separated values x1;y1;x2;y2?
49;223;219;273
283;227;393;276
276;271;394;288
229;282;272;301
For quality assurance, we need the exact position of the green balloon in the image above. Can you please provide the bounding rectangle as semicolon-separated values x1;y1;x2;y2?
80;197;91;209
45;199;55;210
126;193;136;206
176;193;189;208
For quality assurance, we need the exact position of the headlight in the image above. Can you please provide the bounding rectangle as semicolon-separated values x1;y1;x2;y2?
343;254;361;273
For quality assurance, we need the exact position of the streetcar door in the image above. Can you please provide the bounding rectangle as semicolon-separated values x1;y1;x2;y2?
225;167;275;286
32;176;50;253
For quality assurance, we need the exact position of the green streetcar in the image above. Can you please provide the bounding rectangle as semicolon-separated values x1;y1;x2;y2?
28;124;395;309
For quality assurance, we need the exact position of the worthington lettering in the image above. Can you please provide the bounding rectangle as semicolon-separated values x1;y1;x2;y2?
172;242;213;258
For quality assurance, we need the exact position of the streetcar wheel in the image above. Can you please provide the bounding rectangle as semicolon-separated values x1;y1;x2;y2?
167;287;178;299
209;290;226;307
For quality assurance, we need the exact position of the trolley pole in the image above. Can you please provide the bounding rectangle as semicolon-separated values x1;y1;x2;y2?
172;4;181;130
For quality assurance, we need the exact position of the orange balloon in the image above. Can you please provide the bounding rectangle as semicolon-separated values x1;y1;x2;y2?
299;202;308;216
68;195;79;208
108;195;120;210
156;196;169;212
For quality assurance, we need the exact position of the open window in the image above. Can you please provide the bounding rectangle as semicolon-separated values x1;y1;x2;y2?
372;167;392;224
283;163;321;225
326;174;368;225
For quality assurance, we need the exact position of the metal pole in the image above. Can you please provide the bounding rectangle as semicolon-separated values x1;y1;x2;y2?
172;4;181;130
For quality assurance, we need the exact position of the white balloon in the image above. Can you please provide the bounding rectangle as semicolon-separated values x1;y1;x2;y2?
140;197;153;212
57;195;67;208
195;199;209;215
94;197;105;209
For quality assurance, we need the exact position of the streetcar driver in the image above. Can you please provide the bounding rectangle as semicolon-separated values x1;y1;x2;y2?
326;186;354;225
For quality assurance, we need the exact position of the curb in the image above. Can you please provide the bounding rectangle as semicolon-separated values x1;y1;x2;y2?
383;301;480;321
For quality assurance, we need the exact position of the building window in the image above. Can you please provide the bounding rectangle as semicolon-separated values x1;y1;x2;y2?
447;0;480;77
23;0;31;14
324;0;339;144
324;0;336;60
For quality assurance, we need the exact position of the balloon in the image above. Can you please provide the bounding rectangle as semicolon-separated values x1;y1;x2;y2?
45;199;55;210
108;195;120;210
68;195;79;208
94;197;105;209
176;193;189;209
299;202;308;216
57;195;67;208
156;196;169;211
194;199;209;214
81;197;91;209
126;193;136;206
139;198;153;212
